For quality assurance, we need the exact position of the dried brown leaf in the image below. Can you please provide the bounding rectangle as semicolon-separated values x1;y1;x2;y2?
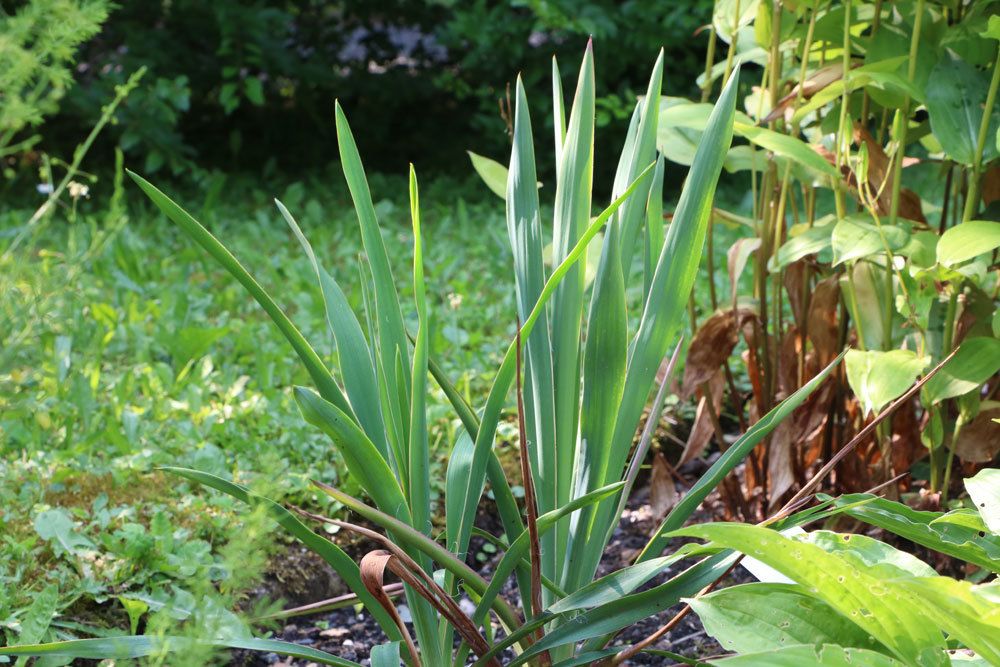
649;451;678;520
953;407;1000;463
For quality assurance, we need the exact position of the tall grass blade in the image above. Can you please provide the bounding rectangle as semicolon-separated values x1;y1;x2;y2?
575;67;740;586
276;200;391;464
335;102;412;453
127;171;353;416
407;166;431;537
0;636;364;666
550;42;595;542
508;74;559;596
294;387;411;523
448;162;655;605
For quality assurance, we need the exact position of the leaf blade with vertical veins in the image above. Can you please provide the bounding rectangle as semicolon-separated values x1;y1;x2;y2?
671;523;947;664
689;582;887;655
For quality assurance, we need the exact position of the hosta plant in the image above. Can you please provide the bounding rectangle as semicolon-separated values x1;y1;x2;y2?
2;47;854;665
682;467;1000;666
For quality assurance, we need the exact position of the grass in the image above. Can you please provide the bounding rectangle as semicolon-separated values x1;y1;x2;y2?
0;165;749;639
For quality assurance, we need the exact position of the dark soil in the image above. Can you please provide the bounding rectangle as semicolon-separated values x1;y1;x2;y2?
233;460;752;667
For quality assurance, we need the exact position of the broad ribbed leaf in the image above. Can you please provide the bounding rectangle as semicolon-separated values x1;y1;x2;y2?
708;644;905;666
965;468;1000;534
826;494;1000;572
800;530;936;578
770;220;834;271
672;524;947;664
937;221;1000;266
689;583;887;655
845;349;929;416
895;577;1000;664
831;215;909;266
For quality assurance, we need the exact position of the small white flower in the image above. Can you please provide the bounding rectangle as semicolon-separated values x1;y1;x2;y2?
448;292;463;310
68;181;90;200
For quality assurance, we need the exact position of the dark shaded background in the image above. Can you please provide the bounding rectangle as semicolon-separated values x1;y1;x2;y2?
37;0;713;186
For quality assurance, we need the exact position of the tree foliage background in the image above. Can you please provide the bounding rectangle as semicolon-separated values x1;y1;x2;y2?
27;0;712;181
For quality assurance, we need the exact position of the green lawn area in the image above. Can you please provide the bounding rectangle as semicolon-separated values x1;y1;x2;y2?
1;167;749;642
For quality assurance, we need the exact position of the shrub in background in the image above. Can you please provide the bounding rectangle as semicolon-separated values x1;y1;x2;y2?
39;0;712;180
0;0;109;171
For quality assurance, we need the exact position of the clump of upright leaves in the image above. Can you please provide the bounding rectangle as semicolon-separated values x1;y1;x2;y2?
5;44;835;666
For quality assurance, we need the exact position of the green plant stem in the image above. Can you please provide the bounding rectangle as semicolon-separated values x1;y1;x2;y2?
962;45;1000;222
3;67;146;261
833;0;852;219
886;0;924;230
721;0;742;87
859;0;884;124
700;28;717;103
934;290;960;494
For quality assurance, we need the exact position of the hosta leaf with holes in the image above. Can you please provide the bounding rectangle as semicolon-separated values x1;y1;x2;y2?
845;349;929;416
895;577;1000;664
708;644;906;666
798;530;936;578
688;583;887;655
671;523;947;665
824;494;1000;573
964;468;1000;534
